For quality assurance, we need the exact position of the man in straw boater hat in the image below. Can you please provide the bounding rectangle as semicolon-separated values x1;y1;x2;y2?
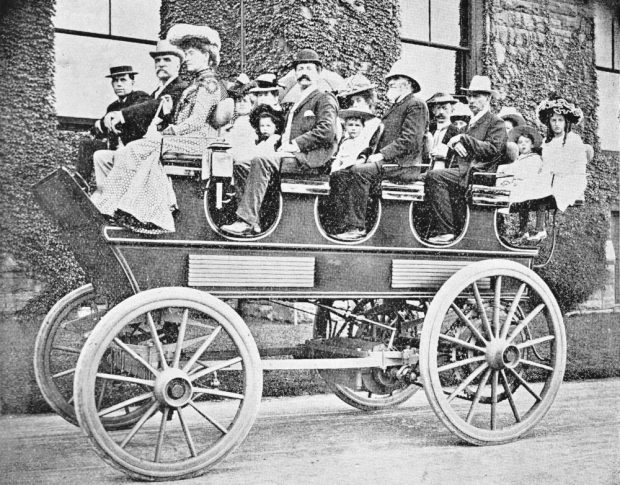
425;75;507;244
221;48;339;236
327;60;428;240
93;41;189;187
426;91;461;169
76;65;150;184
249;72;283;109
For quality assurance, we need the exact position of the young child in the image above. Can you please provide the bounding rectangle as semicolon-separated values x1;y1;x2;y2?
499;125;552;240
249;104;284;153
330;108;376;173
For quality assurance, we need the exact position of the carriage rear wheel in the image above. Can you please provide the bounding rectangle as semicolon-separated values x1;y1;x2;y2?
314;299;421;411
419;260;566;445
74;287;262;481
33;284;147;429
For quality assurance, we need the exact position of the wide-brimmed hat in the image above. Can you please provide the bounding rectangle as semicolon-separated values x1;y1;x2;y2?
498;106;526;128
166;24;221;49
339;107;375;121
249;73;282;93
426;92;458;105
292;48;323;68
450;102;473;121
462;75;496;95
149;40;184;61
249;103;285;133
226;73;252;100
385;61;421;93
536;96;583;124
105;65;138;78
508;125;543;148
337;73;376;98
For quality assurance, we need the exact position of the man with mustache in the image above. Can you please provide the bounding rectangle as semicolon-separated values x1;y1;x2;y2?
426;92;460;170
425;75;507;244
92;40;188;187
222;48;338;236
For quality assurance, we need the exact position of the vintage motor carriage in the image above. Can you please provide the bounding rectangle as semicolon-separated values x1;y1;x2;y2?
33;141;566;481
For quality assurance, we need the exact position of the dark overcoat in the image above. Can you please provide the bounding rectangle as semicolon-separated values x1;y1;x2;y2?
95;90;150;148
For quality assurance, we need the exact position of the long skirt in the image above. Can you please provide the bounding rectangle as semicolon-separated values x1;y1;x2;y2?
91;134;206;232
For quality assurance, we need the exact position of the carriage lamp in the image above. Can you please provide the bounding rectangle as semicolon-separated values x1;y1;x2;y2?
204;140;234;209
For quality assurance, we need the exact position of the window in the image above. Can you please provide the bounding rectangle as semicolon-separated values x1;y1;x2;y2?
54;0;161;124
398;0;469;101
594;1;620;152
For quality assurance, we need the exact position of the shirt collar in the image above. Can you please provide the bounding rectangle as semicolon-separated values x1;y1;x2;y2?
469;104;490;127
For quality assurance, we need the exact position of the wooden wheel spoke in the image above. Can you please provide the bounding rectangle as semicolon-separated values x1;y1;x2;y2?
500;370;521;423
172;309;189;369
119;401;160;449
190;357;242;382
493;276;502;339
96;372;155;387
507;367;542;402
466;368;491;423
112;337;160;377
439;333;486;353
438;355;486;373
182;327;222;374
146;312;169;370
154;408;169;462
450;303;487;344
519;359;554;372
177;407;197;457
500;283;526;339
507;304;545;344
472;282;494;340
490;370;498;430
52;367;76;379
446;363;489;403
96;379;108;410
193;387;244;400
98;392;153;417
517;335;555;349
188;402;229;435
51;345;81;354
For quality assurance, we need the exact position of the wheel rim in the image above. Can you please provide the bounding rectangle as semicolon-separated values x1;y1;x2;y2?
74;288;262;481
420;260;566;445
315;299;422;410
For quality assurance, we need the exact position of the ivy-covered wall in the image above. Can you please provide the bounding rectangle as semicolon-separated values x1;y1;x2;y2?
486;0;616;311
0;0;86;318
161;0;401;92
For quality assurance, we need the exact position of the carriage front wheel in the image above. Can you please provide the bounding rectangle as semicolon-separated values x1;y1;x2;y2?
419;259;566;445
74;287;262;481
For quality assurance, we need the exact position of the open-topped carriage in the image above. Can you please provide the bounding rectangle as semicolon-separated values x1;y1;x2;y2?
33;142;566;481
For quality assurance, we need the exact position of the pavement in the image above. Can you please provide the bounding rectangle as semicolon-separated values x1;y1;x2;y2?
0;378;618;485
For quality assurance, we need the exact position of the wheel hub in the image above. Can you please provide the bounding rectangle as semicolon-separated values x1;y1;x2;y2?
154;368;193;407
486;339;521;370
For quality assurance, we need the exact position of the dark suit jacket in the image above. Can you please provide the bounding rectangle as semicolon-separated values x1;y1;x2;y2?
120;76;188;137
451;110;507;186
94;90;150;148
375;92;428;168
286;88;339;169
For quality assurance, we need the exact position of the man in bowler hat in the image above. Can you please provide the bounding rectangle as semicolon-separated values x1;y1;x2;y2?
222;48;339;236
76;65;150;182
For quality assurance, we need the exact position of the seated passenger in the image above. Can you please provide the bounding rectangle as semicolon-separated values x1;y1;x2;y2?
91;24;225;234
76;65;150;184
498;106;526;164
327;62;428;241
220;48;339;237
221;74;257;160
330;108;376;173
337;73;382;148
498;125;552;240
450;101;473;131
426;92;460;170
249;104;285;153
248;73;283;109
426;75;507;244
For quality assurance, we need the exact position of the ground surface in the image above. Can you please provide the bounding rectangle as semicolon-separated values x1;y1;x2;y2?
1;378;618;485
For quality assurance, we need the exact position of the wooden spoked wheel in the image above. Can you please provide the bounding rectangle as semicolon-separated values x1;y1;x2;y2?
33;284;145;429
420;260;566;445
315;299;421;411
74;287;262;481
